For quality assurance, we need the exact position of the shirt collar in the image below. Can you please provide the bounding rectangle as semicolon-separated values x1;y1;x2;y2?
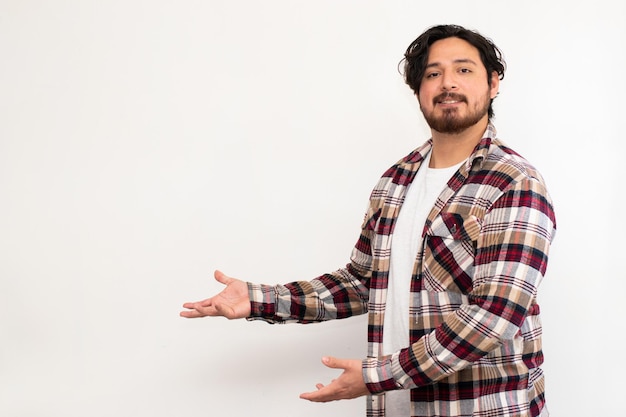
410;123;497;169
465;123;497;171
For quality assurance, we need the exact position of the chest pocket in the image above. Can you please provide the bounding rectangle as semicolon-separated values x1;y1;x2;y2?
421;212;482;294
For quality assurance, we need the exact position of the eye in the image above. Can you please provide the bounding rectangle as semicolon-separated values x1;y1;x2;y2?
425;71;440;79
459;68;472;74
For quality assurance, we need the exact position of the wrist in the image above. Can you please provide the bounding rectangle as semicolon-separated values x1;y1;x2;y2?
361;357;402;394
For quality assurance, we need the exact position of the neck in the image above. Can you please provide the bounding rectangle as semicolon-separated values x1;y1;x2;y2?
429;117;488;168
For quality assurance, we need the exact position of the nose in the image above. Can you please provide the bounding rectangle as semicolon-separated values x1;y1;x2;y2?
440;70;458;91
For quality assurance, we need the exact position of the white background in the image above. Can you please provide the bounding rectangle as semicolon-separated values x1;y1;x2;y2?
1;1;624;416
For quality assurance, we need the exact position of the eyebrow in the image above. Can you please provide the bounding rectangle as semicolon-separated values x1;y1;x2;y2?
425;58;479;69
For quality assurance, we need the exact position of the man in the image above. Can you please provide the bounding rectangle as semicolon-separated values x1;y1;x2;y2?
181;24;556;417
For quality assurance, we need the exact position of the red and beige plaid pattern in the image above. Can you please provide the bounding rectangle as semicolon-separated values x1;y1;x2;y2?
248;124;556;417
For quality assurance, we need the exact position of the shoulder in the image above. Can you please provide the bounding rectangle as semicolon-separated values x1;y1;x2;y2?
365;140;432;213
471;138;550;192
470;138;556;226
379;139;432;183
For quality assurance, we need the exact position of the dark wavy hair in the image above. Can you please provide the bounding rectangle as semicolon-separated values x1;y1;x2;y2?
401;24;506;119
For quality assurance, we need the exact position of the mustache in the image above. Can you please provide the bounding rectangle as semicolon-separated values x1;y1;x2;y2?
433;92;467;104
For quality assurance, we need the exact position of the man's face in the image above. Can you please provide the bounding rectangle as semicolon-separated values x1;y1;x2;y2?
417;37;499;134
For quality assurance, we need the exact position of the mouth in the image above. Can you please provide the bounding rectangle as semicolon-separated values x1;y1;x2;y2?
435;93;466;106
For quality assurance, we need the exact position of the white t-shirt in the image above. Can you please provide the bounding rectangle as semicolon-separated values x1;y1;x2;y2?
383;151;463;416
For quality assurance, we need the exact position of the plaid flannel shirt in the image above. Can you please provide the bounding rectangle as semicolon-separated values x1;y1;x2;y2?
247;124;556;417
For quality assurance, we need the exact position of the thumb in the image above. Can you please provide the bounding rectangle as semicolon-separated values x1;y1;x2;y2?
213;270;232;286
321;356;346;370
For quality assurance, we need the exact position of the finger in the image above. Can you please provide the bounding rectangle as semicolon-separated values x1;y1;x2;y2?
299;389;325;402
299;384;335;402
180;303;199;317
180;301;219;318
213;270;232;285
179;309;205;318
181;299;212;309
197;298;214;307
181;300;212;311
321;356;346;370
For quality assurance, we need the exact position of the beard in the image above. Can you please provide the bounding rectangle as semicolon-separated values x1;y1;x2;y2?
421;92;490;134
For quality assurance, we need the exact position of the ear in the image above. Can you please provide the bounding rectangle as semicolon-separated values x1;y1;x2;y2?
489;71;500;99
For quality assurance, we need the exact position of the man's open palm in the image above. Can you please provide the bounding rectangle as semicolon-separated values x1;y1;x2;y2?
180;270;251;319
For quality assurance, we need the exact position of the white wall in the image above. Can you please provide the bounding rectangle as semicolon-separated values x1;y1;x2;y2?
1;1;623;416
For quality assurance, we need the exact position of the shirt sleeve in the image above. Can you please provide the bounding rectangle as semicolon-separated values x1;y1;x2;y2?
245;212;375;324
363;176;556;393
